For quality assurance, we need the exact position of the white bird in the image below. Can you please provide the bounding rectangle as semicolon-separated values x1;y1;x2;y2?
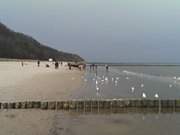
131;87;135;93
105;77;108;81
115;80;118;86
169;84;173;88
96;80;98;85
142;92;147;98
173;76;177;80
96;86;100;91
154;93;159;98
112;77;114;82
126;77;129;80
141;84;144;88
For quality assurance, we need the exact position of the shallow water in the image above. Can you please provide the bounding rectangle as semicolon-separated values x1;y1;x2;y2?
63;112;180;135
72;66;180;99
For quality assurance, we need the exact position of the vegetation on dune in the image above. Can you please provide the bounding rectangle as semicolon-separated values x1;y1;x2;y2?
0;22;84;61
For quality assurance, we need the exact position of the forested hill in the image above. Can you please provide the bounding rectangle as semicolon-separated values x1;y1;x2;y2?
0;22;84;62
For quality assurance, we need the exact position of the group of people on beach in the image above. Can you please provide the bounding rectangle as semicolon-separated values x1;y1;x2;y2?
67;63;86;71
89;64;109;71
37;60;63;69
20;60;86;71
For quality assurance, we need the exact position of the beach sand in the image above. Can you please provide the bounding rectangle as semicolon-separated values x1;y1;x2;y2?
0;61;85;135
0;61;83;101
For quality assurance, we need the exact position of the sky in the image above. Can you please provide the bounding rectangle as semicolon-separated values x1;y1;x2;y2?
0;0;180;63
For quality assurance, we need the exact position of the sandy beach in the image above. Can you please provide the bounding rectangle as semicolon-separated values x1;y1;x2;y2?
0;61;83;102
1;62;180;135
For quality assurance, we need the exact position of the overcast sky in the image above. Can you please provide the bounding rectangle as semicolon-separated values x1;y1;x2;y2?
0;0;180;63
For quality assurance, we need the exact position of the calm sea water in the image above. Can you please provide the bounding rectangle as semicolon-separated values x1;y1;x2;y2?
72;66;180;99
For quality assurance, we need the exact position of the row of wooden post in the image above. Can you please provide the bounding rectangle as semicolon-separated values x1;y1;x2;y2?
0;99;180;112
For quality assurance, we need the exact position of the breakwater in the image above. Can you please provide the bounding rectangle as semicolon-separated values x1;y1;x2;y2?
0;99;180;113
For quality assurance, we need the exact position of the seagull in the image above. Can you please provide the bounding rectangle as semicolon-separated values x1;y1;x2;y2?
131;87;135;93
96;86;100;91
105;77;108;81
169;84;173;88
115;80;118;86
101;79;104;82
96;80;98;85
142;92;147;98
154;93;159;98
141;84;144;88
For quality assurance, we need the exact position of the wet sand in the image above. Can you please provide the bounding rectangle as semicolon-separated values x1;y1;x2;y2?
0;110;179;135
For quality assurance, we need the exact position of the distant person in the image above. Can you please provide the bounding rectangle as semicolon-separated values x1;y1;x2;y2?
68;63;72;70
21;61;24;67
55;61;59;69
105;65;109;71
46;64;50;68
92;64;95;71
95;65;98;70
37;60;40;67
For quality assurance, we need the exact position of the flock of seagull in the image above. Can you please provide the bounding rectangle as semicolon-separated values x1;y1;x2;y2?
81;73;161;99
80;70;180;100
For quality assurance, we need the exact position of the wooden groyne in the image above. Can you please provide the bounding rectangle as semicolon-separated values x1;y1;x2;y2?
1;99;180;113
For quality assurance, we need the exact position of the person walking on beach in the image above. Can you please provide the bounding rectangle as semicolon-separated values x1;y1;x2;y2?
105;65;109;71
21;61;24;67
68;63;72;70
55;61;59;69
37;60;40;67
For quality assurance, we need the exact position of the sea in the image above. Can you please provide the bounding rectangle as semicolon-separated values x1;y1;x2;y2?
73;65;180;99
